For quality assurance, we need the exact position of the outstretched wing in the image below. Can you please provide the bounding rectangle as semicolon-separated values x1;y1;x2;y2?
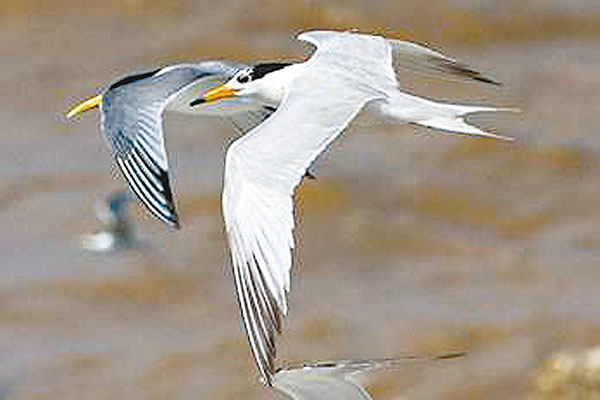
273;359;390;400
273;353;465;399
222;31;396;384
387;39;500;85
101;62;244;227
274;364;374;400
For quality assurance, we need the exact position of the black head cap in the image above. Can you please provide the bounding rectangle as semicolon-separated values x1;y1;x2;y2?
250;63;293;80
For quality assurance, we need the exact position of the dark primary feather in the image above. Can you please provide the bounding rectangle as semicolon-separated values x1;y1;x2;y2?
433;58;501;85
108;69;161;91
231;253;283;385
116;147;180;228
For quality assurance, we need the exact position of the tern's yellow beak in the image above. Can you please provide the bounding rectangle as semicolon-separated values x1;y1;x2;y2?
66;95;102;119
201;85;238;103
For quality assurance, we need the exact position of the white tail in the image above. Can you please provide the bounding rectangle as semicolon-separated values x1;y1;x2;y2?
414;104;519;141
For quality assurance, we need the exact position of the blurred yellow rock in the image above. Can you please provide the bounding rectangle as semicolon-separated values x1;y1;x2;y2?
533;347;600;399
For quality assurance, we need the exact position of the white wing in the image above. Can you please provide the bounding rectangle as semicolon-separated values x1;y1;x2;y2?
388;39;500;85
274;362;374;400
222;31;397;384
273;353;465;399
274;359;388;400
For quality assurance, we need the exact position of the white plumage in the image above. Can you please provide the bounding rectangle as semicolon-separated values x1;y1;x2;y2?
204;30;515;384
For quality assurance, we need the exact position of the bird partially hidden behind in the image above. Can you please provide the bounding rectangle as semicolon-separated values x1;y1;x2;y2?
79;191;141;252
273;353;465;400
67;30;517;385
66;61;273;226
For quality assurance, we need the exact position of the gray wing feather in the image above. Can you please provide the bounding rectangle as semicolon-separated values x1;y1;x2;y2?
101;62;246;226
388;39;500;85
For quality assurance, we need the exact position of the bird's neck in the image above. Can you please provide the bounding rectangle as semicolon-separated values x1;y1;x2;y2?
253;65;298;107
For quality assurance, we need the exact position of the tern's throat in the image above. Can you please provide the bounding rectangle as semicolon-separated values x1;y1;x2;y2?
251;79;285;108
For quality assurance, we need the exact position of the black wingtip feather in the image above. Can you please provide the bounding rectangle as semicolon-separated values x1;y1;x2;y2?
116;155;180;228
435;58;502;86
108;69;161;91
157;167;180;225
473;75;502;86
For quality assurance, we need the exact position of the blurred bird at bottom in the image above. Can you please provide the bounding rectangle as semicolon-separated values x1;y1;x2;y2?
272;353;464;400
80;191;141;252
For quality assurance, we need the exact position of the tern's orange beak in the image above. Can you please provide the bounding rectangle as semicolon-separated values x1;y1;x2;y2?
66;95;102;118
197;85;238;104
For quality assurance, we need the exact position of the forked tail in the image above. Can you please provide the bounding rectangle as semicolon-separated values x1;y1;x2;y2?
414;103;519;141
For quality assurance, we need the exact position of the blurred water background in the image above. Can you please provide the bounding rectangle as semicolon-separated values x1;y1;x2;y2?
2;0;600;398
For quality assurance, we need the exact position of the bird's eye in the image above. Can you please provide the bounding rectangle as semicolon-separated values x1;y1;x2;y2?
237;74;250;84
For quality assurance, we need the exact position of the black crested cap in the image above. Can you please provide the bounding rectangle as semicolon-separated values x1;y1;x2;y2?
250;63;293;80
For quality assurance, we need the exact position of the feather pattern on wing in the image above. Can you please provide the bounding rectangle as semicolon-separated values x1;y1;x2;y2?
100;62;246;226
